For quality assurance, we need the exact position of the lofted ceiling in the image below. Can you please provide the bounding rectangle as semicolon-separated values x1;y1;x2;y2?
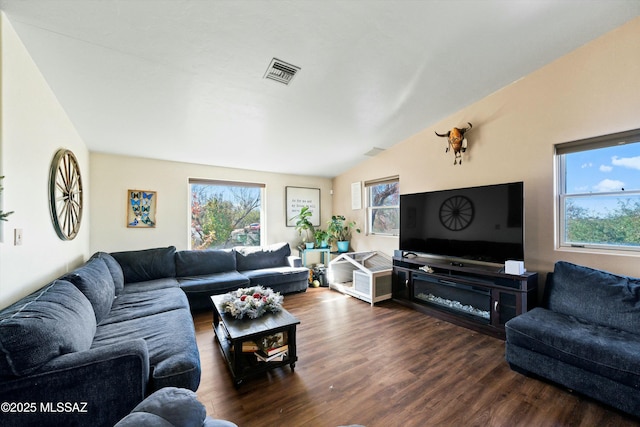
1;1;638;177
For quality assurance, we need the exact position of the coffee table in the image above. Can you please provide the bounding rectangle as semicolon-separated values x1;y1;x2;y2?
210;294;300;387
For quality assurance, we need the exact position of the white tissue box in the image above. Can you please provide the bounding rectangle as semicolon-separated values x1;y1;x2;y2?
505;260;525;275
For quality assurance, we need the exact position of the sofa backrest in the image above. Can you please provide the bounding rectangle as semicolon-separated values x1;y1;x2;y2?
546;261;640;334
0;280;96;377
111;246;177;283
235;242;291;271
175;249;236;277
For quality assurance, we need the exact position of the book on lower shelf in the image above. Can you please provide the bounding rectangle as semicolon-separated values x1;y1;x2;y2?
241;341;259;352
229;340;260;353
255;349;288;363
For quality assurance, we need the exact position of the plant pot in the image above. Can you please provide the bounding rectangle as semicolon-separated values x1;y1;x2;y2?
305;242;315;249
319;240;329;248
336;241;349;252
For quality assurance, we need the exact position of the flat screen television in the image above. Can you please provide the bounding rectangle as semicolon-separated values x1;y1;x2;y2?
399;182;524;267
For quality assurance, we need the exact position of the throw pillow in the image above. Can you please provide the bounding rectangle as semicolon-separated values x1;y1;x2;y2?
62;258;116;323
90;251;125;295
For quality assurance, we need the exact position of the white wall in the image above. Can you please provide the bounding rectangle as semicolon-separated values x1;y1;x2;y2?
90;153;332;254
333;17;640;279
0;13;90;309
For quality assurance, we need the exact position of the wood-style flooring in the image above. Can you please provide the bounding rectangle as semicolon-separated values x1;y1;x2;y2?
193;287;639;427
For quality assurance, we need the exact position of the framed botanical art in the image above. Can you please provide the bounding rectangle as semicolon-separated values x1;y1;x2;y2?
127;189;156;228
286;187;320;227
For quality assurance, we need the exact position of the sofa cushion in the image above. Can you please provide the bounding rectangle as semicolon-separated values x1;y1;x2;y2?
505;307;640;389
62;258;116;323
93;309;200;391
178;271;250;295
240;267;309;287
120;278;181;295
111;246;177;284
0;280;96;377
547;261;640;334
102;287;190;325
90;251;125;295
175;249;236;277
235;242;290;271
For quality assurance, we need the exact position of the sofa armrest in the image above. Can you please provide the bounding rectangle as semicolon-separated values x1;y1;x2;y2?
0;339;149;427
115;387;238;427
286;255;302;268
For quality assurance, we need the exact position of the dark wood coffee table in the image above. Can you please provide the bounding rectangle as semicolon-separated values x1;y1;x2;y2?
210;294;300;387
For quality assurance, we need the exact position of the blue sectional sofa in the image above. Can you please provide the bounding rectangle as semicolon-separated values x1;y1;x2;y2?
505;261;640;418
0;242;307;427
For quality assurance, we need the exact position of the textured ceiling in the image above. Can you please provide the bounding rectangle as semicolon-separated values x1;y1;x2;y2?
1;1;638;177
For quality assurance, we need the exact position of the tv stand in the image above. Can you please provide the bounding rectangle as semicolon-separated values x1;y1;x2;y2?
392;251;537;339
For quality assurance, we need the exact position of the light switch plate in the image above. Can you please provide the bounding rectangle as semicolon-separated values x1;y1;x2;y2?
14;228;23;246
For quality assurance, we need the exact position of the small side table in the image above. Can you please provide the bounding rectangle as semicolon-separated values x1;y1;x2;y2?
299;248;331;267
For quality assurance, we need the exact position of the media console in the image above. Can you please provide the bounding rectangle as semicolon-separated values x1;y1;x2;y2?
392;251;537;339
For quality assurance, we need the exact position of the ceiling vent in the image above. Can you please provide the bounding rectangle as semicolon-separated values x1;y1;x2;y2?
264;58;300;85
364;147;385;157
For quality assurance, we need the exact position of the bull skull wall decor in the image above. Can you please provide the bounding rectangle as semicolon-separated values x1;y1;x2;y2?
435;122;473;165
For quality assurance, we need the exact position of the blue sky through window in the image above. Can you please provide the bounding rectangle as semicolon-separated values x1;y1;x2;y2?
566;141;640;194
564;140;640;219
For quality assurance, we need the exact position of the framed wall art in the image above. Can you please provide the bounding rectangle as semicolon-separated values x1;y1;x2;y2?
286;186;320;227
127;189;156;228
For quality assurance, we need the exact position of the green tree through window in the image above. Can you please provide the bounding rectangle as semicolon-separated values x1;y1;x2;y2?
557;129;640;251
366;178;399;235
190;180;263;249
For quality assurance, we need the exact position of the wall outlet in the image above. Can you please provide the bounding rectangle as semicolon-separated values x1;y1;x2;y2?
14;228;23;246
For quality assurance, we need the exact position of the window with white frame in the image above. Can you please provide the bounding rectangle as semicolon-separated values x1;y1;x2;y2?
556;129;640;252
190;179;264;250
365;177;399;236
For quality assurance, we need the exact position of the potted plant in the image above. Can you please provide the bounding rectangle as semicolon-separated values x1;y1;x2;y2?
290;206;316;249
314;229;329;248
0;176;13;222
327;215;360;252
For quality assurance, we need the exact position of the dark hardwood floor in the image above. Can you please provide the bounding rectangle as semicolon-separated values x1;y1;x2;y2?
193;287;639;427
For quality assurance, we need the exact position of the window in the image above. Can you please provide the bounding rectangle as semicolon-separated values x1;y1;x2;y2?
365;177;399;235
190;179;264;249
556;129;640;252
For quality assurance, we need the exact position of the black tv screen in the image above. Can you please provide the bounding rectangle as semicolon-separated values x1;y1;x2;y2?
399;182;524;265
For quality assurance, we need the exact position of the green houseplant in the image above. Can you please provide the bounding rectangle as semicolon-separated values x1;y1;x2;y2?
290;206;316;249
327;215;360;252
314;229;329;248
0;176;13;222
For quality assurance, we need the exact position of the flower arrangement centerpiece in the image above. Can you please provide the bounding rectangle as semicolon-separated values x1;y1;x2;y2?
220;286;284;319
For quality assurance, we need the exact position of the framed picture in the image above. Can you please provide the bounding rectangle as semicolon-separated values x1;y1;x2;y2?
127;189;157;228
286;187;320;227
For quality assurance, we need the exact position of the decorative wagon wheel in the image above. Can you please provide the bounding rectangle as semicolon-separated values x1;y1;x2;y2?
439;195;474;231
49;149;83;240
